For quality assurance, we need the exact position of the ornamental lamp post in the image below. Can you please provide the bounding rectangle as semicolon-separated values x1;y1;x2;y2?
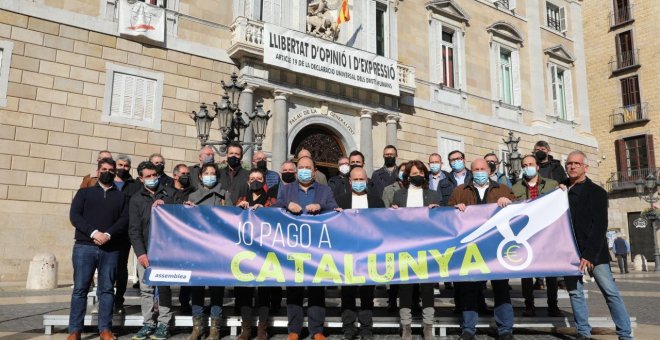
503;131;522;184
191;72;270;154
635;173;660;271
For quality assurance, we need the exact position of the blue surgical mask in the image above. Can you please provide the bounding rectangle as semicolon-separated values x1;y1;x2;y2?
523;166;538;178
473;171;489;186
144;178;158;189
297;168;313;183
351;181;367;193
429;163;441;174
202;175;217;187
398;171;405;181
451;160;465;172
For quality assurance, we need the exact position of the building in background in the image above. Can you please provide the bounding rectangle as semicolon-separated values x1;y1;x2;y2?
583;0;659;262
0;0;597;283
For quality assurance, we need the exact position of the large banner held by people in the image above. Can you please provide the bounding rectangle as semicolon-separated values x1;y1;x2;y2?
263;23;400;96
144;189;581;286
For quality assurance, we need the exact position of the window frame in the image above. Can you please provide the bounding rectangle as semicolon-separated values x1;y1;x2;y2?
545;1;567;33
547;63;574;121
375;1;388;57
0;40;14;108
102;63;164;131
620;75;641;108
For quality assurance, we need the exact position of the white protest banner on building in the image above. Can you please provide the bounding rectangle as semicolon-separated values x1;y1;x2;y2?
263;23;399;96
118;0;165;43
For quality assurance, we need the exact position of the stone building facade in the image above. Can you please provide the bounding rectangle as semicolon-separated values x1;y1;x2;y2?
0;0;597;283
583;0;660;261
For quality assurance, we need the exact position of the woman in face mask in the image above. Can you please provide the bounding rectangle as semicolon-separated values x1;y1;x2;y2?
233;170;277;340
185;163;232;340
390;160;442;340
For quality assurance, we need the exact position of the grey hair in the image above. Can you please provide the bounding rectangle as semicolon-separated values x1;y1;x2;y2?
198;145;214;156
115;154;132;166
568;150;588;165
280;160;296;170
172;163;188;175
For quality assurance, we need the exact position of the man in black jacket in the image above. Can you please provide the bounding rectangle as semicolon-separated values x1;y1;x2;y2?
563;151;632;340
129;161;182;340
371;145;399;197
328;156;350;197
533;141;568;183
335;167;385;340
67;157;129;340
220;141;249;203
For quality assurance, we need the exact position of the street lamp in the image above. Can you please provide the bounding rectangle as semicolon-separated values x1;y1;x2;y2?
191;73;271;154
635;173;660;271
503;131;522;184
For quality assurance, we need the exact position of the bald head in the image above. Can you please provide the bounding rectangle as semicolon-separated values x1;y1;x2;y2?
297;149;312;159
471;158;488;172
349;167;368;181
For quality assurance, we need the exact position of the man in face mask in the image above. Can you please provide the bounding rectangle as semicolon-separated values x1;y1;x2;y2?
189;146;215;190
149;153;174;188
484;153;512;188
272;156;338;340
172;164;194;200
252;151;280;189
219;142;250;203
80;150;113;188
427;153;454;206
334;166;384;340
328;156;351;198
533;141;568;183
448;159;515;340
371;145;399;198
297;149;327;185
128;161;182;340
446;150;473;194
511;155;562;318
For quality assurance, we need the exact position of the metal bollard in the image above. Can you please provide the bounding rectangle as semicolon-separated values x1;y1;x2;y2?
25;253;58;290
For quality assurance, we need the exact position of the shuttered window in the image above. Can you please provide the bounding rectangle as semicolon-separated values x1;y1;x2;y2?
615;135;655;175
620;75;640;107
103;63;163;130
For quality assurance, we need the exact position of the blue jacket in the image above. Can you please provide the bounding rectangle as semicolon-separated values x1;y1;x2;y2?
273;181;338;213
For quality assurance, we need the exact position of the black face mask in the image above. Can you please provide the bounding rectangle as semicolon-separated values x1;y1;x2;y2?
178;175;190;188
227;156;242;169
281;172;296;184
487;162;497;173
384;156;396;167
250;181;264;192
409;175;425;187
155;164;165;175
116;169;131;180
98;171;115;185
535;150;548;162
256;160;267;172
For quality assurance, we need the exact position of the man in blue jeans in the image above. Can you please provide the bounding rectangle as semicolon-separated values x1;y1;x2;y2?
67;157;129;340
563;151;632;340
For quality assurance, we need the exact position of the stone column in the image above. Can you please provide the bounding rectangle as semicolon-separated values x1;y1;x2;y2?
271;90;291;170
239;85;257;163
386;114;399;148
360;109;376;175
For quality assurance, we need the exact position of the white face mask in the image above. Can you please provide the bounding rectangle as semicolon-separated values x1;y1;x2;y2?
339;164;350;175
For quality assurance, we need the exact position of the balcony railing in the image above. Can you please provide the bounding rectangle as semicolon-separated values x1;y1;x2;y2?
610;49;640;73
610;5;634;27
610;102;649;128
228;17;416;94
606;167;658;192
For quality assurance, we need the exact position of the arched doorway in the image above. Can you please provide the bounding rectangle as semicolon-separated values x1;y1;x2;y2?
291;125;346;178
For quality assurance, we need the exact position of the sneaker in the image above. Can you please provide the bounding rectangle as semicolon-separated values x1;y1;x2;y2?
132;324;156;340
151;323;170;340
313;333;326;340
287;333;299;340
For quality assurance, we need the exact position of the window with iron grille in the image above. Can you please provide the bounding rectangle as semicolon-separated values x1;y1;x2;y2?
615;135;654;176
615;30;635;68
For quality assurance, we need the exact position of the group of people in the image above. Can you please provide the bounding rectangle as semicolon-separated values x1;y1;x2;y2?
66;140;632;340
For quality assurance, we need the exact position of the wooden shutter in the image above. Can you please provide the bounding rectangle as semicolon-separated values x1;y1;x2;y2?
564;69;575;121
110;73;124;118
121;74;134;118
429;20;440;84
559;6;567;32
493;43;502;100
615;139;627;173
647;134;656;170
511;49;521;106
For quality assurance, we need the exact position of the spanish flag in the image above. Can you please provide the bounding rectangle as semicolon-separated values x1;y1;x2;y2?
337;0;350;25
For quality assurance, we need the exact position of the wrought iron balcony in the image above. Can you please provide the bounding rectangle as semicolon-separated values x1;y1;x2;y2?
610;49;640;73
227;17;416;95
610;5;634;28
610;102;649;128
606;167;658;192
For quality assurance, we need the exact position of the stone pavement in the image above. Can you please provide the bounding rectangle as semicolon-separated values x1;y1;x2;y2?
1;269;659;340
